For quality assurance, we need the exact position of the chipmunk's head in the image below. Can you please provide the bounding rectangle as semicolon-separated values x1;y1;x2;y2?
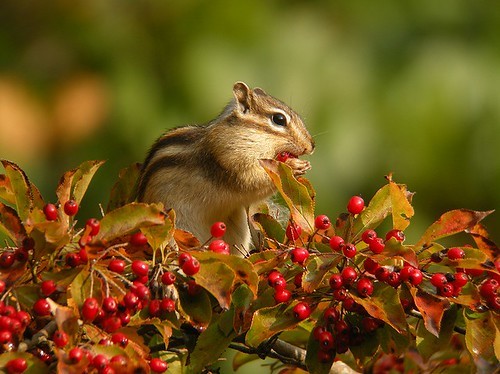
226;82;315;160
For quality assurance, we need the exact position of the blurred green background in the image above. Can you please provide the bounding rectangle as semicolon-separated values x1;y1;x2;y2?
1;1;498;243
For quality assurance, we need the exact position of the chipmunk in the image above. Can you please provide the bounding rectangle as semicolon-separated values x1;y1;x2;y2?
135;82;314;255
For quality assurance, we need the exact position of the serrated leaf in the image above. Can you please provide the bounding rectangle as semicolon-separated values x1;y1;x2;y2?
107;162;141;211
95;202;165;243
410;288;450;337
417;209;494;247
1;160;33;222
351;184;391;240
245;301;304;347
72;160;105;204
302;253;343;293
186;308;237;374
383;239;418;267
0;173;15;205
0;202;26;244
260;159;315;234
464;310;499;365
251;212;285;243
467;223;499;260
389;181;414;231
351;282;408;334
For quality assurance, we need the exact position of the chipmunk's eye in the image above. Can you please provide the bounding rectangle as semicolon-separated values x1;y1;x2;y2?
271;113;287;127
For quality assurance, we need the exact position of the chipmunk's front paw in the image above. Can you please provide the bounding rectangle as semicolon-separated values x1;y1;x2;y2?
285;158;311;176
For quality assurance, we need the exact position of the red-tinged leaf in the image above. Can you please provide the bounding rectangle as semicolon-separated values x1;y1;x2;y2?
249;250;287;276
452;283;482;311
193;251;259;309
302;253;343;293
151;321;174;348
107;162;141;212
389;181;414;231
141;209;174;250
438;247;495;273
467;223;499;260
416;306;457;360
245;301;311;347
95;202;166;243
1;160;34;222
0;173;15;205
232;284;255;334
0;202;26;244
351;283;408;334
383;239;419;267
251;212;285;244
416;209;494;247
48;299;79;344
174;228;201;250
464;310;499;365
56;160;105;206
260;159;315;234
186;308;237;374
0;352;49;374
178;286;212;327
29;221;70;260
351;184;391;240
410;288;450;337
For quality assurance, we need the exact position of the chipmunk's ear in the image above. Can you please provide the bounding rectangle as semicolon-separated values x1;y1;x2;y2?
233;82;251;113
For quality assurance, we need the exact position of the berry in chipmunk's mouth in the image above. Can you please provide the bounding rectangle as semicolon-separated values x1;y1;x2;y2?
276;151;297;162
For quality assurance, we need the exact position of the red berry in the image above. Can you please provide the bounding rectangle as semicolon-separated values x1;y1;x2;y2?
0;330;13;344
210;221;226;238
102;316;122;333
341;266;357;285
290;247;309;265
131;260;149;277
123;292;139;310
386;271;401;288
178;252;193;267
398;265;414;282
150;358;168;373
408;268;423;286
438;284;454;297
361;229;377;244
5;358;27;373
313;325;328;340
208;239;230;254
479;279;498;299
286;222;302;241
342;243;357;258
53;330;69;347
0;252;15;268
149;299;161;316
317;350;334;363
102;297;118;314
333;288;349;302
161;271;176;285
430;273;448;288
65;252;81;267
268;270;284;287
314;215;331;230
363;258;380;274
14;248;29;262
131;281;150;300
43;203;58;221
369;237;385;254
447;247;465;261
347;196;364;215
181;257;201;276
33;298;51;316
108;259;126;273
276;151;291;162
0;280;6;294
81;297;99;321
85;218;100;236
329;236;345;251
323;306;340;323
329;274;343;290
111;332;128;347
15;311;31;327
68;347;84;363
293;272;303;288
375;267;390;282
452;272;468;288
160;298;176;313
361;316;381;333
130;231;148;246
274;288;291;303
40;280;57;296
317;330;334;351
356;277;374;297
293;301;311;320
385;229;405;242
92;354;109;370
63;200;79;216
272;277;287;291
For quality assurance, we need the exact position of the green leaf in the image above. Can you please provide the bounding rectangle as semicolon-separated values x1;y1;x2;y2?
383;239;418;268
305;321;334;373
245;301;304;347
351;184;391;240
141;209;175;250
410;288;450;337
416;209;494;247
14;285;40;309
107;162;141;212
351;282;408;334
251;213;285;243
178;286;212;327
260;159;315;234
68;268;104;311
464;310;499;365
389;181;414;231
232;351;260;372
95;202;166;243
302;253;343;293
416;306;457;360
186;308;237;374
56;160;105;206
1;160;34;222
